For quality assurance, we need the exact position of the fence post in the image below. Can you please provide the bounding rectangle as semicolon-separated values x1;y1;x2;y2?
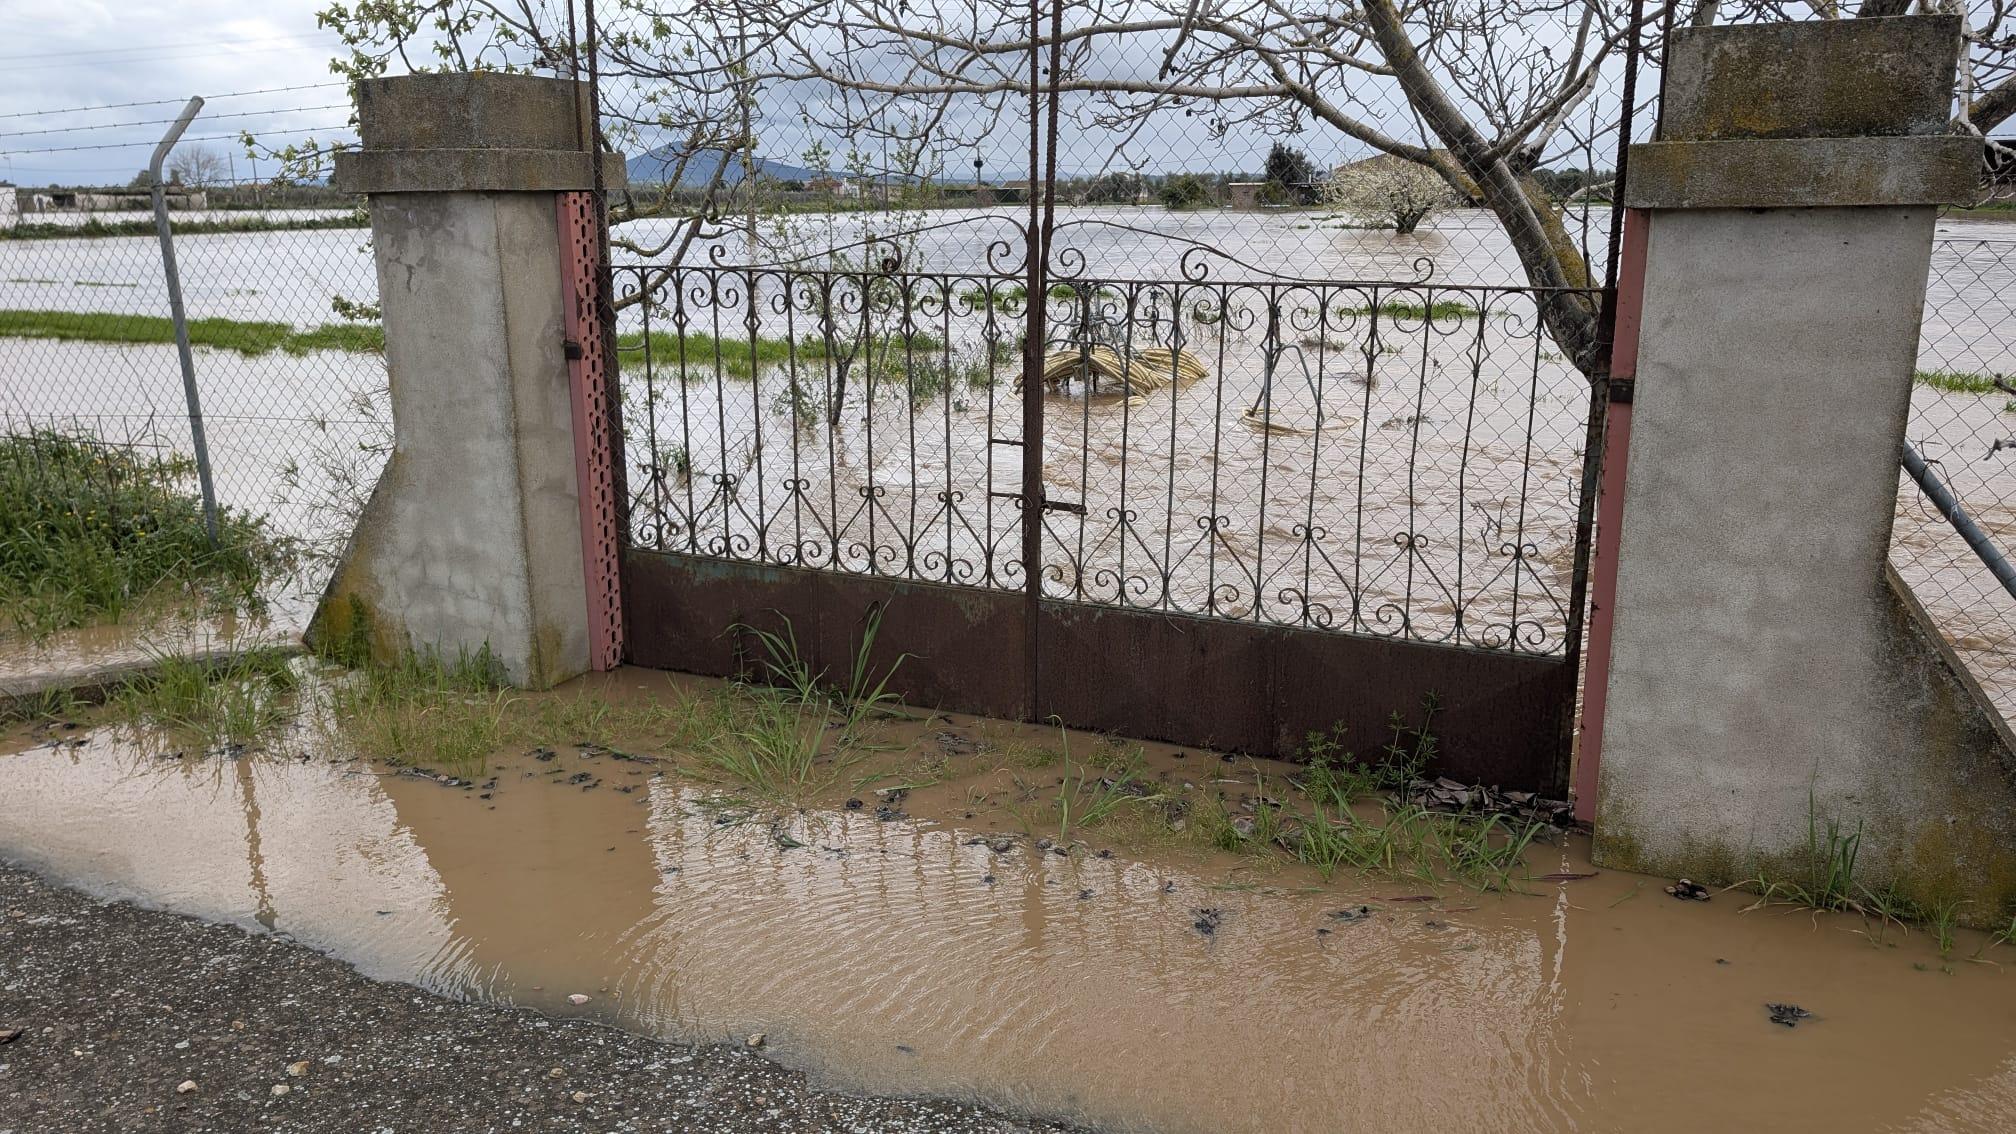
1588;16;2016;921
314;73;627;688
146;96;219;545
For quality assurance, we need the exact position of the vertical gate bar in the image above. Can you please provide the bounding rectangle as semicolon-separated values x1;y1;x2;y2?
559;190;624;671
1567;0;1648;804
1018;0;1048;715
1572;208;1650;823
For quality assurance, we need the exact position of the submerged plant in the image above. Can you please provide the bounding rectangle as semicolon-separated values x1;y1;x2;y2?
114;647;299;748
315;645;513;777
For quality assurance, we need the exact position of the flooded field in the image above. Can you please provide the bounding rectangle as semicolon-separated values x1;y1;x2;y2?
3;666;2016;1133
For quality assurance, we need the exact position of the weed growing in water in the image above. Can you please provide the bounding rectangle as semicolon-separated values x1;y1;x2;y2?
700;608;909;802
698;689;833;802
1740;796;1867;915
316;646;513;777
114;648;298;748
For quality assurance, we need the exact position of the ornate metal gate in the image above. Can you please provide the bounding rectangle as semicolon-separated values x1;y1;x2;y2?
602;7;1622;792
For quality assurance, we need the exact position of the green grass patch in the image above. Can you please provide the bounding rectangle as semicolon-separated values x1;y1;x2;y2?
0;309;384;356
1335;300;1480;321
2;213;369;241
615;329;947;381
0;428;285;636
1914;369;2009;395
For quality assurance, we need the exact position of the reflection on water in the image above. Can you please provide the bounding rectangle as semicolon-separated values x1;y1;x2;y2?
5;709;2016;1133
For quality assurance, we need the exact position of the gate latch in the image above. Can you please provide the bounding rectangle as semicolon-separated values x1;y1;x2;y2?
986;490;1086;515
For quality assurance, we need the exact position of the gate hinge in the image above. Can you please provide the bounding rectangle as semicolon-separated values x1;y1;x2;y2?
1606;375;1634;404
563;338;584;361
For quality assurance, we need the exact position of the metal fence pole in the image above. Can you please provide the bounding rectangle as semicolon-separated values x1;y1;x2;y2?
147;96;219;544
1902;440;2016;601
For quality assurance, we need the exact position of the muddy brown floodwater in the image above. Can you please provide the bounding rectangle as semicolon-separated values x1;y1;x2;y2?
4;668;2016;1133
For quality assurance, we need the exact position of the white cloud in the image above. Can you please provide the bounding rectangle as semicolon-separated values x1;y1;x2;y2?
0;0;351;185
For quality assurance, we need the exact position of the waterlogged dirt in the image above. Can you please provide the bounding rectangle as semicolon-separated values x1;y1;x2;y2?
4;668;2016;1133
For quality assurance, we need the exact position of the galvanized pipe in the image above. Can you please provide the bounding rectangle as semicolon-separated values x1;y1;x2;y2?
147;96;219;544
1902;441;2016;600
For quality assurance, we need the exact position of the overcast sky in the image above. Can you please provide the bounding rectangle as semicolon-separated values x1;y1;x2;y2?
0;1;353;187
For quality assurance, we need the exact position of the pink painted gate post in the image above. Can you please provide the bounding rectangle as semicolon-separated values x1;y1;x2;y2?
558;191;624;671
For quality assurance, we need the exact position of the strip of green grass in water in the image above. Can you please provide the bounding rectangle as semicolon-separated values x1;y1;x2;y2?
0;309;384;356
613;329;945;380
1;214;369;241
1914;368;2011;396
1;310;944;381
1335;300;1480;320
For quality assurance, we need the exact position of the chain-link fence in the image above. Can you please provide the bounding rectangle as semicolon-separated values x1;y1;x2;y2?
1;170;385;634
1896;234;2016;723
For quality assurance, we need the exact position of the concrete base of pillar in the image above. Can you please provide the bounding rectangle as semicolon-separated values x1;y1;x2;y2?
308;191;588;689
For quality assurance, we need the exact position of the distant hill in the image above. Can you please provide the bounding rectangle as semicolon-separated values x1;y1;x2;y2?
625;147;824;187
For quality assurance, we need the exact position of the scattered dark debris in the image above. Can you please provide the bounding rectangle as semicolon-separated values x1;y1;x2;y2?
896;1044;916;1055
1538;872;1599;882
1766;1003;1812;1028
1161;881;1177;894
1077;889;1094;900
1036;838;1054;850
1405;777;1573;826
982;875;996;886
1094;849;1113;859
877;787;911;806
1329;906;1374;924
532;747;558;761
1666;879;1711;901
933;731;982;756
1315;927;1331;937
1384;895;1436;904
1715;958;1730;965
845;798;864;810
772;828;808;851
399;768;472;789
1191;907;1224;936
567;772;595;786
873;805;906;823
1378;413;1435;430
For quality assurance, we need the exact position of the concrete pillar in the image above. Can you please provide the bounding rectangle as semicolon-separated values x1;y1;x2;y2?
314;73;626;688
1591;17;2016;919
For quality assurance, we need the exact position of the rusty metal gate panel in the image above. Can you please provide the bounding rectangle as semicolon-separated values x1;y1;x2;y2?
597;0;1634;795
614;255;1602;790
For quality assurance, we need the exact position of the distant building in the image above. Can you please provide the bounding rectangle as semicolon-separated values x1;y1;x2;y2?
41;189;209;211
0;183;16;230
1227;181;1266;210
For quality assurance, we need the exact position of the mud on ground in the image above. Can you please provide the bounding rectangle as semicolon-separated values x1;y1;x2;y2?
0;865;1085;1134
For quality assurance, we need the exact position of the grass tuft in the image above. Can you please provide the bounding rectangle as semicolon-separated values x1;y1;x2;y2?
315;647;514;777
114;648;298;748
0;427;284;636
